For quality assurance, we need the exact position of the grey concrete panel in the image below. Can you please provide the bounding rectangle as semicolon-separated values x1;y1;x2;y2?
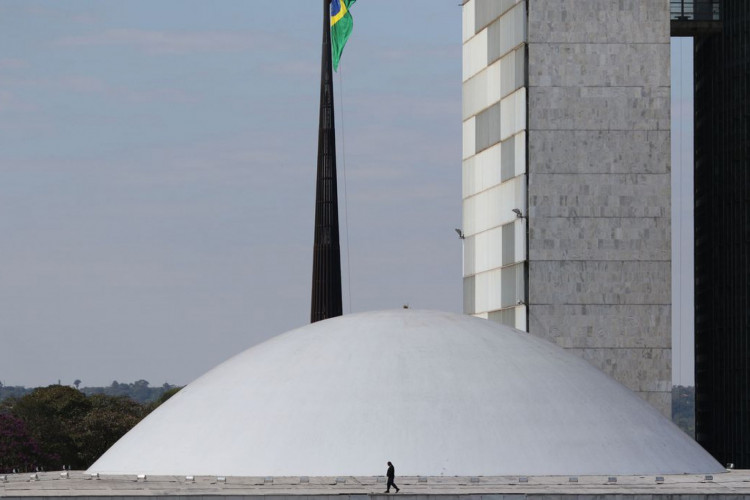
564;347;671;393
499;48;525;98
528;173;670;218
501;264;518;307
501;137;515;182
528;217;670;261
488;308;516;328
528;304;670;349
464;275;476;314
474;0;519;33
528;260;670;305
487;5;526;64
475;102;502;153
502;223;515;265
528;43;670;88
528;130;670;174
527;0;670;44
528;86;670;132
515;46;525;88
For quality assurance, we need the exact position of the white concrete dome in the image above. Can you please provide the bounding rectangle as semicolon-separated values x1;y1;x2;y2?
90;309;722;477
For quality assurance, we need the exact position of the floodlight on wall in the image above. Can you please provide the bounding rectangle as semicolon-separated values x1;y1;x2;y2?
607;477;617;483
512;208;526;219
60;472;69;479
89;473;99;480
727;463;735;469
655;476;665;483
217;476;226;483
705;475;714;481
518;477;529;483
455;228;465;239
137;474;147;482
568;477;578;483
29;473;38;481
185;476;195;482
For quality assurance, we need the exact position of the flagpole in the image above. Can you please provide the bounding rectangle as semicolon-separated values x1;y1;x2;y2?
310;0;343;323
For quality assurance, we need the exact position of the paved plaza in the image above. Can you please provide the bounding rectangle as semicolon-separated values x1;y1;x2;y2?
2;470;750;499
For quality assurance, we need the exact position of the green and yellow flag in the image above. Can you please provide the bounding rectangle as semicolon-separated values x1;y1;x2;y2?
330;0;356;71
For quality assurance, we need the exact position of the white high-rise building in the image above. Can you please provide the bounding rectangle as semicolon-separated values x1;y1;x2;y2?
461;0;672;415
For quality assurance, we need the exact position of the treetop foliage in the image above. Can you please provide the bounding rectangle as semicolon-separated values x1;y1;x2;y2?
672;385;695;438
0;383;181;473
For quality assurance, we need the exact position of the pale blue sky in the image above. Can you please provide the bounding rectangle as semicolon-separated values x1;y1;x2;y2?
0;1;462;387
0;2;694;388
671;37;694;386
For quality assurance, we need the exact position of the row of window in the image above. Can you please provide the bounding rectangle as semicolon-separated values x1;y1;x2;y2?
463;87;526;160
463;46;525;119
462;0;528;327
463;219;526;276
463;262;525;315
463;2;526;81
463;0;526;43
463;131;526;199
463;174;526;236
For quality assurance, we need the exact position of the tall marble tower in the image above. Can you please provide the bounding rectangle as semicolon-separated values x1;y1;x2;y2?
461;0;672;415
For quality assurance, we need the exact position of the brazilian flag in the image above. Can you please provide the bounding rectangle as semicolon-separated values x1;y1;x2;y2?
330;0;356;72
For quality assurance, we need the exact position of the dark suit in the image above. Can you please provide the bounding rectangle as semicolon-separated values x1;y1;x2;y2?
386;464;398;492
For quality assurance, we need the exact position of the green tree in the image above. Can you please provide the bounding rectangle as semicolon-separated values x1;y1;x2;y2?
10;385;91;469
144;386;181;415
0;385;33;402
0;413;53;473
75;395;144;466
130;379;151;402
3;382;184;469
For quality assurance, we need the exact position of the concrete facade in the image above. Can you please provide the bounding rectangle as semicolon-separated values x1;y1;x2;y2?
461;0;672;415
462;1;529;330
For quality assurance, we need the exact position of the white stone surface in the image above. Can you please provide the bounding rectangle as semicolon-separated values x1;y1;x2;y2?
90;310;721;477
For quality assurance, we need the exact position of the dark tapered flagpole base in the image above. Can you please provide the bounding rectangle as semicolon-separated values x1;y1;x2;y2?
311;0;343;323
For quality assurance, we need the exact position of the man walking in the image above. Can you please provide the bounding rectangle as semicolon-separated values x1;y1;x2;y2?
385;461;399;493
